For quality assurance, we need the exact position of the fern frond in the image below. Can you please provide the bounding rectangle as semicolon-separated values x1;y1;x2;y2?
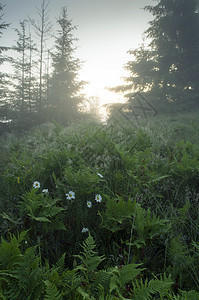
148;273;173;297
168;235;190;265
99;196;136;232
109;263;145;297
132;273;173;299
29;215;51;223
75;233;105;272
43;206;65;218
119;263;145;287
172;289;199;299
77;286;95;299
44;280;62;300
12;246;43;299
55;253;66;269
90;270;112;296
0;231;27;269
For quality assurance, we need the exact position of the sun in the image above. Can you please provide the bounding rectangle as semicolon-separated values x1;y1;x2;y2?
79;56;127;107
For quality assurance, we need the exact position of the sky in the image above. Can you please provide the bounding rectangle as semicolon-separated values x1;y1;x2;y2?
1;0;154;105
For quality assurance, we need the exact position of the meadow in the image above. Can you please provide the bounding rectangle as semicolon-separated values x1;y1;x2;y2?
0;111;199;299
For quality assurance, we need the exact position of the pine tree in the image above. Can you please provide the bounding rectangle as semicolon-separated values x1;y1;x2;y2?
49;7;84;124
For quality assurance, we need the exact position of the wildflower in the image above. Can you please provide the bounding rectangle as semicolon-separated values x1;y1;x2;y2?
95;194;102;202
87;201;92;208
97;172;103;178
81;227;89;233
66;191;75;200
42;189;48;194
33;181;40;189
17;177;20;184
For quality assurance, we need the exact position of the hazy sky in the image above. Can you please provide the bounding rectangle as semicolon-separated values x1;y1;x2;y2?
2;0;153;104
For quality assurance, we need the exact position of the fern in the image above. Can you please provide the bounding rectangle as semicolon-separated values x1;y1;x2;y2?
132;273;173;299
118;263;145;287
44;256;82;298
148;273;173;297
19;189;66;234
75;233;105;272
172;289;199;299
44;280;62;300
89;270;112;296
0;231;28;269
99;196;136;232
76;286;95;299
11;246;43;299
109;263;145;297
168;235;191;267
0;232;44;300
132;204;170;248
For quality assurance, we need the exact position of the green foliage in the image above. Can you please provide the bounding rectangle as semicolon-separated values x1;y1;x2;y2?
0;232;44;299
172;289;199;299
44;280;62;300
75;233;105;274
112;0;199;111
132;204;170;249
131;273;173;299
1;115;199;297
19;188;66;232
99;196;136;232
0;231;27;269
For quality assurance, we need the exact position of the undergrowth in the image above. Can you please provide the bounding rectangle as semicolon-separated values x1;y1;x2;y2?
0;111;199;298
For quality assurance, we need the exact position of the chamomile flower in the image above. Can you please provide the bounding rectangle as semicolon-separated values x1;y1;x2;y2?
33;181;40;189
95;194;102;202
97;172;103;178
66;191;75;200
42;189;48;194
81;227;89;233
87;201;92;208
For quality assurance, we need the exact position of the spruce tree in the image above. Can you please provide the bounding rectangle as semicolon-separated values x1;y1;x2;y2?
145;0;199;105
10;20;39;129
0;3;10;125
49;7;84;123
113;0;199;110
29;0;52;119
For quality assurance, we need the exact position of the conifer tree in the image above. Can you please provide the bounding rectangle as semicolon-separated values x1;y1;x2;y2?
10;20;39;129
113;0;199;109
49;7;84;123
0;3;10;124
145;0;199;105
29;0;52;119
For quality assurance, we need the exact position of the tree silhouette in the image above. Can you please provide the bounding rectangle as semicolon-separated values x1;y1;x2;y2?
49;7;85;123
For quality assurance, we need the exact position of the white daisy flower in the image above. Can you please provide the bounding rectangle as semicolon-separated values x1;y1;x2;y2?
87;201;92;208
95;194;102;202
66;191;75;200
42;189;48;194
81;227;89;233
33;181;40;189
97;172;103;178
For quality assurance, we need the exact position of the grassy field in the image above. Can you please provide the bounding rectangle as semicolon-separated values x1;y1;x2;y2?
0;111;199;299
